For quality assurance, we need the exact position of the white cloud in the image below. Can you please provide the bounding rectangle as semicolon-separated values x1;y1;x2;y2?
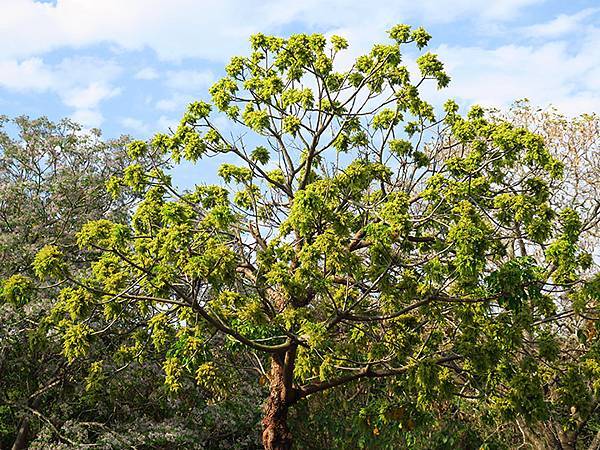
57;56;122;84
61;82;121;110
522;8;598;38
135;67;159;80
155;98;181;112
398;0;544;23
154;71;214;113
121;117;150;134
0;0;547;61
475;0;544;21
0;58;55;91
0;55;122;124
0;56;121;96
1;0;597;133
164;69;214;91
157;115;178;133
0;56;120;92
432;26;600;114
71;108;104;128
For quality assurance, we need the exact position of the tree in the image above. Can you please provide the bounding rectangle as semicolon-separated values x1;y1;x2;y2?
450;103;600;450
0;116;132;449
502;101;599;254
0;116;263;449
35;26;595;449
290;103;600;450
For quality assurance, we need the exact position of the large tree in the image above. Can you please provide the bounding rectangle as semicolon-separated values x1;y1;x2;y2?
35;26;596;449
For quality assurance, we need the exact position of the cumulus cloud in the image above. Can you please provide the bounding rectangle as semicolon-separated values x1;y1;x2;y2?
164;69;214;91
0;55;122;126
121;117;150;134
151;70;215;114
1;0;598;133
155;97;184;112
432;25;600;114
61;82;121;110
0;0;547;61
0;58;55;91
157;115;178;133
522;7;599;38
70;108;104;128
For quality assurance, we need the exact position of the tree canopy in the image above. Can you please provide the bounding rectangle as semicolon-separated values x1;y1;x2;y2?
7;25;599;450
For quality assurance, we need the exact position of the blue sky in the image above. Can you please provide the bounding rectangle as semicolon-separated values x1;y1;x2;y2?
0;0;598;140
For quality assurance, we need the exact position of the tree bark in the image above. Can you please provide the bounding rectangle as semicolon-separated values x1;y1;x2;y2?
11;397;41;450
557;428;577;450
262;348;297;450
11;416;32;450
588;429;600;450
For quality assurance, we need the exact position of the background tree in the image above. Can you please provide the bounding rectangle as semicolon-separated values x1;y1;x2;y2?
446;103;600;450
35;26;596;450
0;116;132;449
0;116;264;449
430;103;600;450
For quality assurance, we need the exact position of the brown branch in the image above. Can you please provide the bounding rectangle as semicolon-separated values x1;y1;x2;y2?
297;354;462;400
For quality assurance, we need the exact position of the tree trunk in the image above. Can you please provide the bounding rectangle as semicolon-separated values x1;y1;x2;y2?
11;397;41;450
557;428;577;450
11;416;32;450
262;348;297;450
